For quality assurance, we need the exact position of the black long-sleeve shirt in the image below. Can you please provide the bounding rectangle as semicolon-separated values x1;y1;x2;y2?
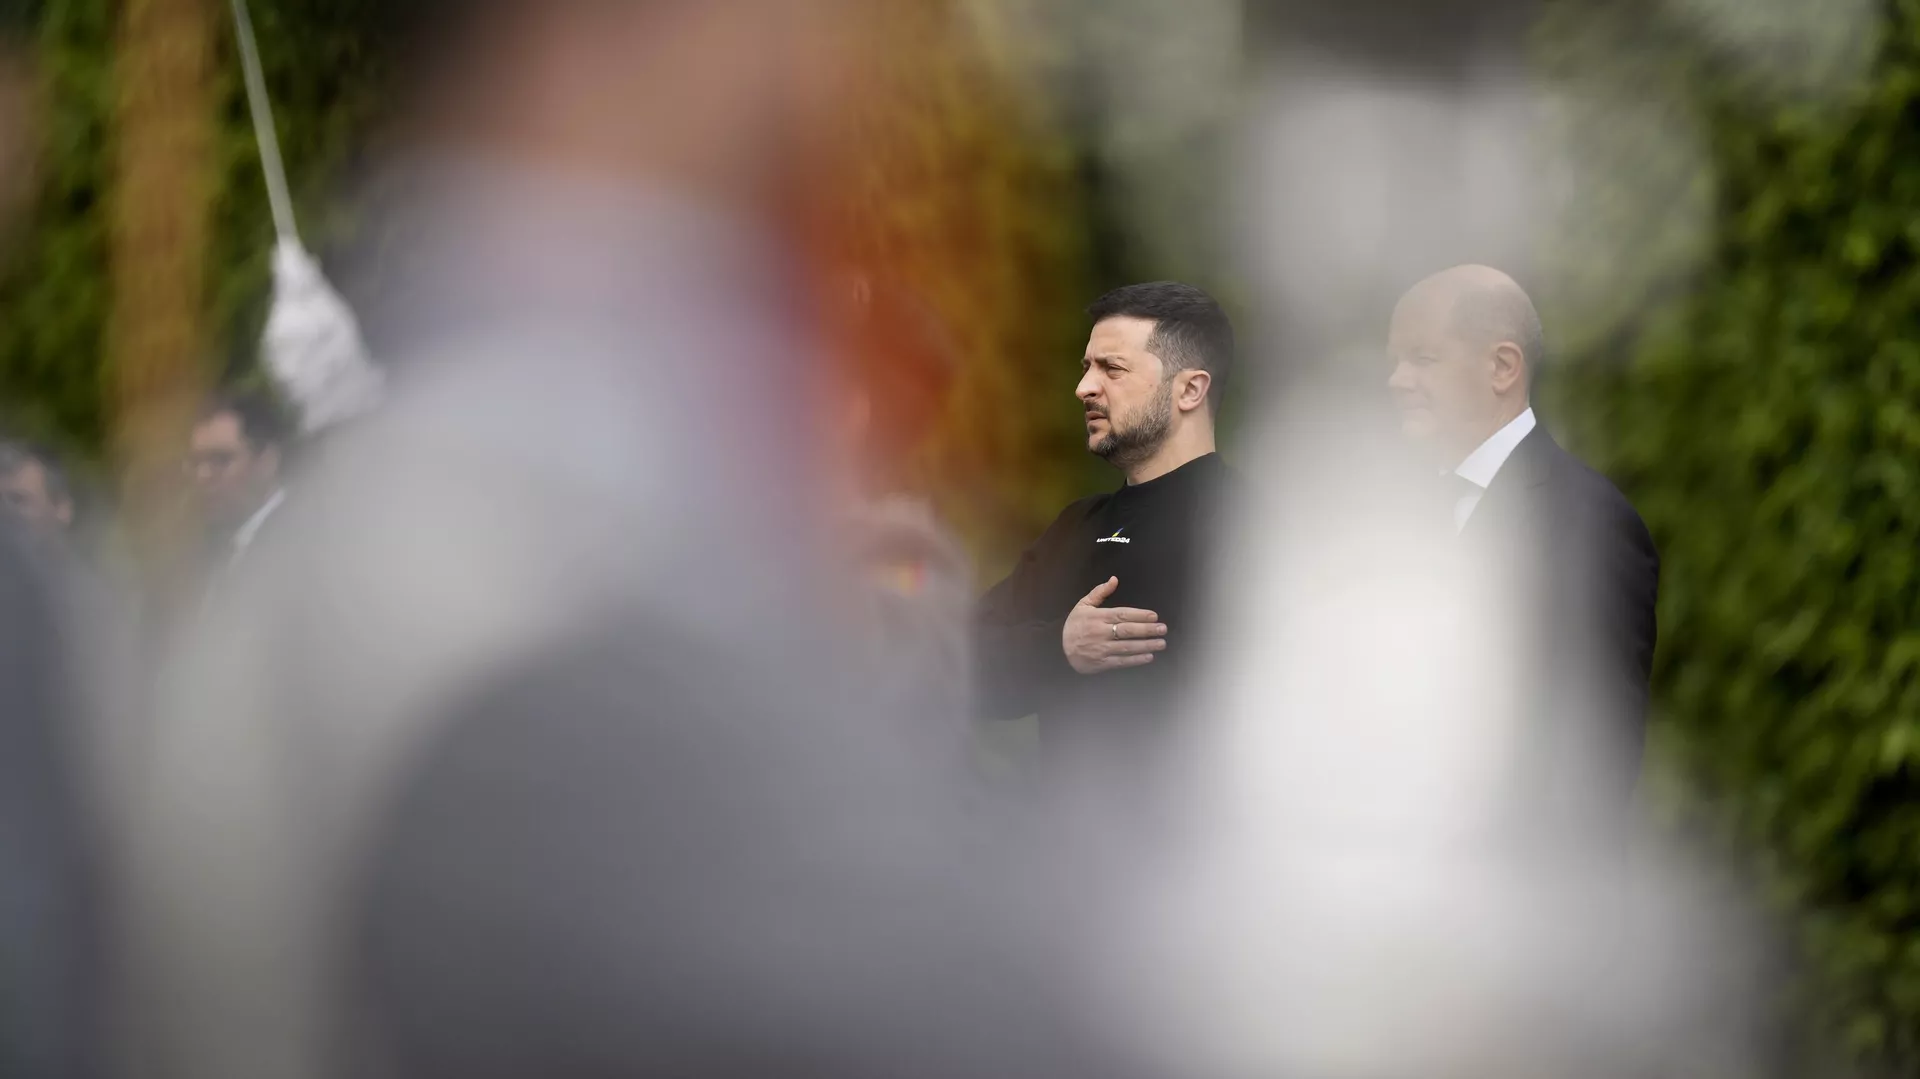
975;453;1234;747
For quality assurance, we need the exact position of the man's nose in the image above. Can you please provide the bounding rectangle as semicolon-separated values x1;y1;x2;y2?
1076;371;1101;402
1387;359;1417;393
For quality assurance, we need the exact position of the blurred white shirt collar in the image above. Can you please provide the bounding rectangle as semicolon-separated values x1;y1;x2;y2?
232;487;287;558
1450;407;1535;531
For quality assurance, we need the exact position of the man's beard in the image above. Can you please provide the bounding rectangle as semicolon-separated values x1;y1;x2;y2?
1091;381;1174;468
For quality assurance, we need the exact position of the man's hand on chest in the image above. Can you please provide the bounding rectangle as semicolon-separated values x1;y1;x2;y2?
1060;575;1168;675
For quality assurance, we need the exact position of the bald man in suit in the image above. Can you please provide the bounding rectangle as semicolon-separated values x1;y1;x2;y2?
1386;265;1660;846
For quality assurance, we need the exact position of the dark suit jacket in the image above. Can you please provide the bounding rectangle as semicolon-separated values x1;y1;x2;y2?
1461;425;1660;846
353;616;1154;1079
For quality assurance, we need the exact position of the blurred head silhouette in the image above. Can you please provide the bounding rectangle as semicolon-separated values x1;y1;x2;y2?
392;0;857;219
0;443;73;541
1387;264;1543;465
187;391;284;534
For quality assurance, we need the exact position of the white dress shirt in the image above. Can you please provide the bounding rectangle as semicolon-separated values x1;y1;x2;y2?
230;487;287;564
1449;407;1535;533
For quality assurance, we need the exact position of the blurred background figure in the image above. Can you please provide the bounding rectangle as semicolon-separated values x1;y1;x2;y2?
129;2;1144;1079
0;440;75;542
185;389;287;576
0;518;106;1079
0;436;137;771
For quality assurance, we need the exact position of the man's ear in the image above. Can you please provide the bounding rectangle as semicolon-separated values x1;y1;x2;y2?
53;498;72;529
258;445;283;481
1490;341;1525;396
1174;369;1212;414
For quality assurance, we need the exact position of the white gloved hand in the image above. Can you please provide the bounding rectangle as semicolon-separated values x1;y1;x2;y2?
263;237;384;434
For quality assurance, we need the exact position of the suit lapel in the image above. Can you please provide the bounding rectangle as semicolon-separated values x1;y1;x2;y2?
1459;425;1557;543
1454;426;1565;833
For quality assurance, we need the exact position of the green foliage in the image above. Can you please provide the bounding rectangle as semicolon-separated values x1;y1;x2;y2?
0;0;386;467
0;0;110;462
0;0;1113;569
1539;0;1920;1068
204;0;390;381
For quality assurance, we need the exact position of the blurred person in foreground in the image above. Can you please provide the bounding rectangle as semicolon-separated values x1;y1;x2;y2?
0;514;106;1079
132;3;1145;1079
0;7;109;1077
0;441;125;605
1387;264;1659;843
975;282;1237;797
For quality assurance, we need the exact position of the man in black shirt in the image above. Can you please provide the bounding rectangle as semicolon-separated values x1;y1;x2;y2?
976;282;1234;762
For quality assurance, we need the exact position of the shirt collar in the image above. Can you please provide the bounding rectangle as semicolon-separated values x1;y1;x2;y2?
233;487;287;554
1452;407;1536;491
1119;451;1223;492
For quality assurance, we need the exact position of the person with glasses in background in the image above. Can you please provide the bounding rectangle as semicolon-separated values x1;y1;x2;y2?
185;389;288;577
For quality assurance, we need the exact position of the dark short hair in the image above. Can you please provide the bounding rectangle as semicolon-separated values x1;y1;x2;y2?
199;389;289;453
1086;281;1235;409
0;441;68;503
